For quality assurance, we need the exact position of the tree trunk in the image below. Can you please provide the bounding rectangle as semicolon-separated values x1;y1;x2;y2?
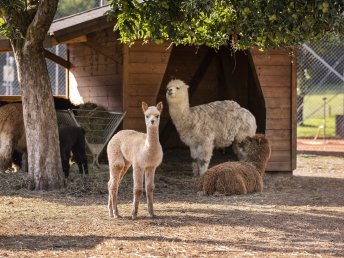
12;43;64;190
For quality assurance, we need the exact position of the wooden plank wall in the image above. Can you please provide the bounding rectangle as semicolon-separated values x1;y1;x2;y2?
68;28;122;111
122;42;172;132
249;48;296;171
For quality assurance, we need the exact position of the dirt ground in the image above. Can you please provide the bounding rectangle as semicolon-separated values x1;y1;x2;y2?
0;150;343;257
297;138;344;156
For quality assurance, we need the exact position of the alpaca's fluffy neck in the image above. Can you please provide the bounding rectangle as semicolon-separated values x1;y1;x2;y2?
168;92;190;126
145;126;160;151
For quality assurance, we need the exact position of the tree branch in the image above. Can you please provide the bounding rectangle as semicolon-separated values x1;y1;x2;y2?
26;0;59;46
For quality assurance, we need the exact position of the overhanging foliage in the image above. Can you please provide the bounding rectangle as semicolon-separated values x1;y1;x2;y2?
108;0;344;50
0;0;38;39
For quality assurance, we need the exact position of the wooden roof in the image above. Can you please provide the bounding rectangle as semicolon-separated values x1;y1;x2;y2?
0;5;114;51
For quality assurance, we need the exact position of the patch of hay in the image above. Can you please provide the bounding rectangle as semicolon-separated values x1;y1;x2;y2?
0;170;30;193
0;164;137;199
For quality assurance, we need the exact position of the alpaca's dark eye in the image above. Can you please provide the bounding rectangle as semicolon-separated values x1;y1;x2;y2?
155;115;159;118
176;87;180;90
146;115;149;118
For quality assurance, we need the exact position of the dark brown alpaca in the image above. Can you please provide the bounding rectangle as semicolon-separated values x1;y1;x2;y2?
198;134;271;196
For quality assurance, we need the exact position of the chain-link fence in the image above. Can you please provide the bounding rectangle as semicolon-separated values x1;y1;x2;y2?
0;45;67;96
297;36;344;139
0;52;19;95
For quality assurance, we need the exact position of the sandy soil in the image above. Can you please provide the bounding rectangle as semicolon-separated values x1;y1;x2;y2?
297;138;344;156
0;150;343;257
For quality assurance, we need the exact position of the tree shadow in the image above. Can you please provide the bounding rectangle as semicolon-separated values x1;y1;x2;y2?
0;235;109;251
144;208;344;256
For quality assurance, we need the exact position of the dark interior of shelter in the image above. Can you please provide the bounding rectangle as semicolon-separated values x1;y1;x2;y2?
158;45;266;148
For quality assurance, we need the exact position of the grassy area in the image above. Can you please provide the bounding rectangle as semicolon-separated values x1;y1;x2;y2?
303;92;344;119
297;116;336;138
298;91;344;138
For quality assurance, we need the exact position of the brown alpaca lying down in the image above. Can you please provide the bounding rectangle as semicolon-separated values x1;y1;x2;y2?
198;134;271;196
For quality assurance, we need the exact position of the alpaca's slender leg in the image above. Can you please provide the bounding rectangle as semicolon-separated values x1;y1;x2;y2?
198;144;213;177
61;150;71;178
108;160;127;218
190;147;200;176
198;158;209;177
0;136;13;171
108;176;118;217
190;143;213;177
191;162;199;177
145;168;156;218
132;166;144;220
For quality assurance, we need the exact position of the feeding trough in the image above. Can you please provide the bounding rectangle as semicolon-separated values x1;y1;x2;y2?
57;108;126;167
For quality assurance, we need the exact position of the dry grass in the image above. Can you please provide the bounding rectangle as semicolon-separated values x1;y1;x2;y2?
0;150;343;257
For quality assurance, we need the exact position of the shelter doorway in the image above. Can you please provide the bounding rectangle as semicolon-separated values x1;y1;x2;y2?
158;45;266;148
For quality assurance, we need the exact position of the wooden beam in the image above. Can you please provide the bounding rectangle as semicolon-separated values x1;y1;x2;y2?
44;49;71;69
54;35;88;45
0;96;21;102
0;39;12;52
83;38;121;63
160;48;215;146
1;35;88;52
0;41;71;68
122;44;130;114
291;48;297;171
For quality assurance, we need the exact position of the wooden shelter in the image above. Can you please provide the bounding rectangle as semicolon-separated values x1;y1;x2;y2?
0;5;297;172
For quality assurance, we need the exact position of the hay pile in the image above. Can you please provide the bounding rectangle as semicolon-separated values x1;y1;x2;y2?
0;165;134;197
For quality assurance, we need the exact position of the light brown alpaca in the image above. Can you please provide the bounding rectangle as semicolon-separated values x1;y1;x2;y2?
0;103;27;172
198;134;271;196
107;102;163;219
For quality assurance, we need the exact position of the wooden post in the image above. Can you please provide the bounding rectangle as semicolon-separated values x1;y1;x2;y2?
122;44;129;126
291;48;297;170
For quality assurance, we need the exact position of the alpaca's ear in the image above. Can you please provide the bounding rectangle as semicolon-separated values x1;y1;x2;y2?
156;102;163;113
142;102;148;113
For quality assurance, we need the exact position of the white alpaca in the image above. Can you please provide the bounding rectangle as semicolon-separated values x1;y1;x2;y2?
107;102;163;219
166;79;257;176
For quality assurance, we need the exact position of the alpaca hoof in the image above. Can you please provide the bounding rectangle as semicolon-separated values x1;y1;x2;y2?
109;210;121;218
131;215;137;220
148;213;155;218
